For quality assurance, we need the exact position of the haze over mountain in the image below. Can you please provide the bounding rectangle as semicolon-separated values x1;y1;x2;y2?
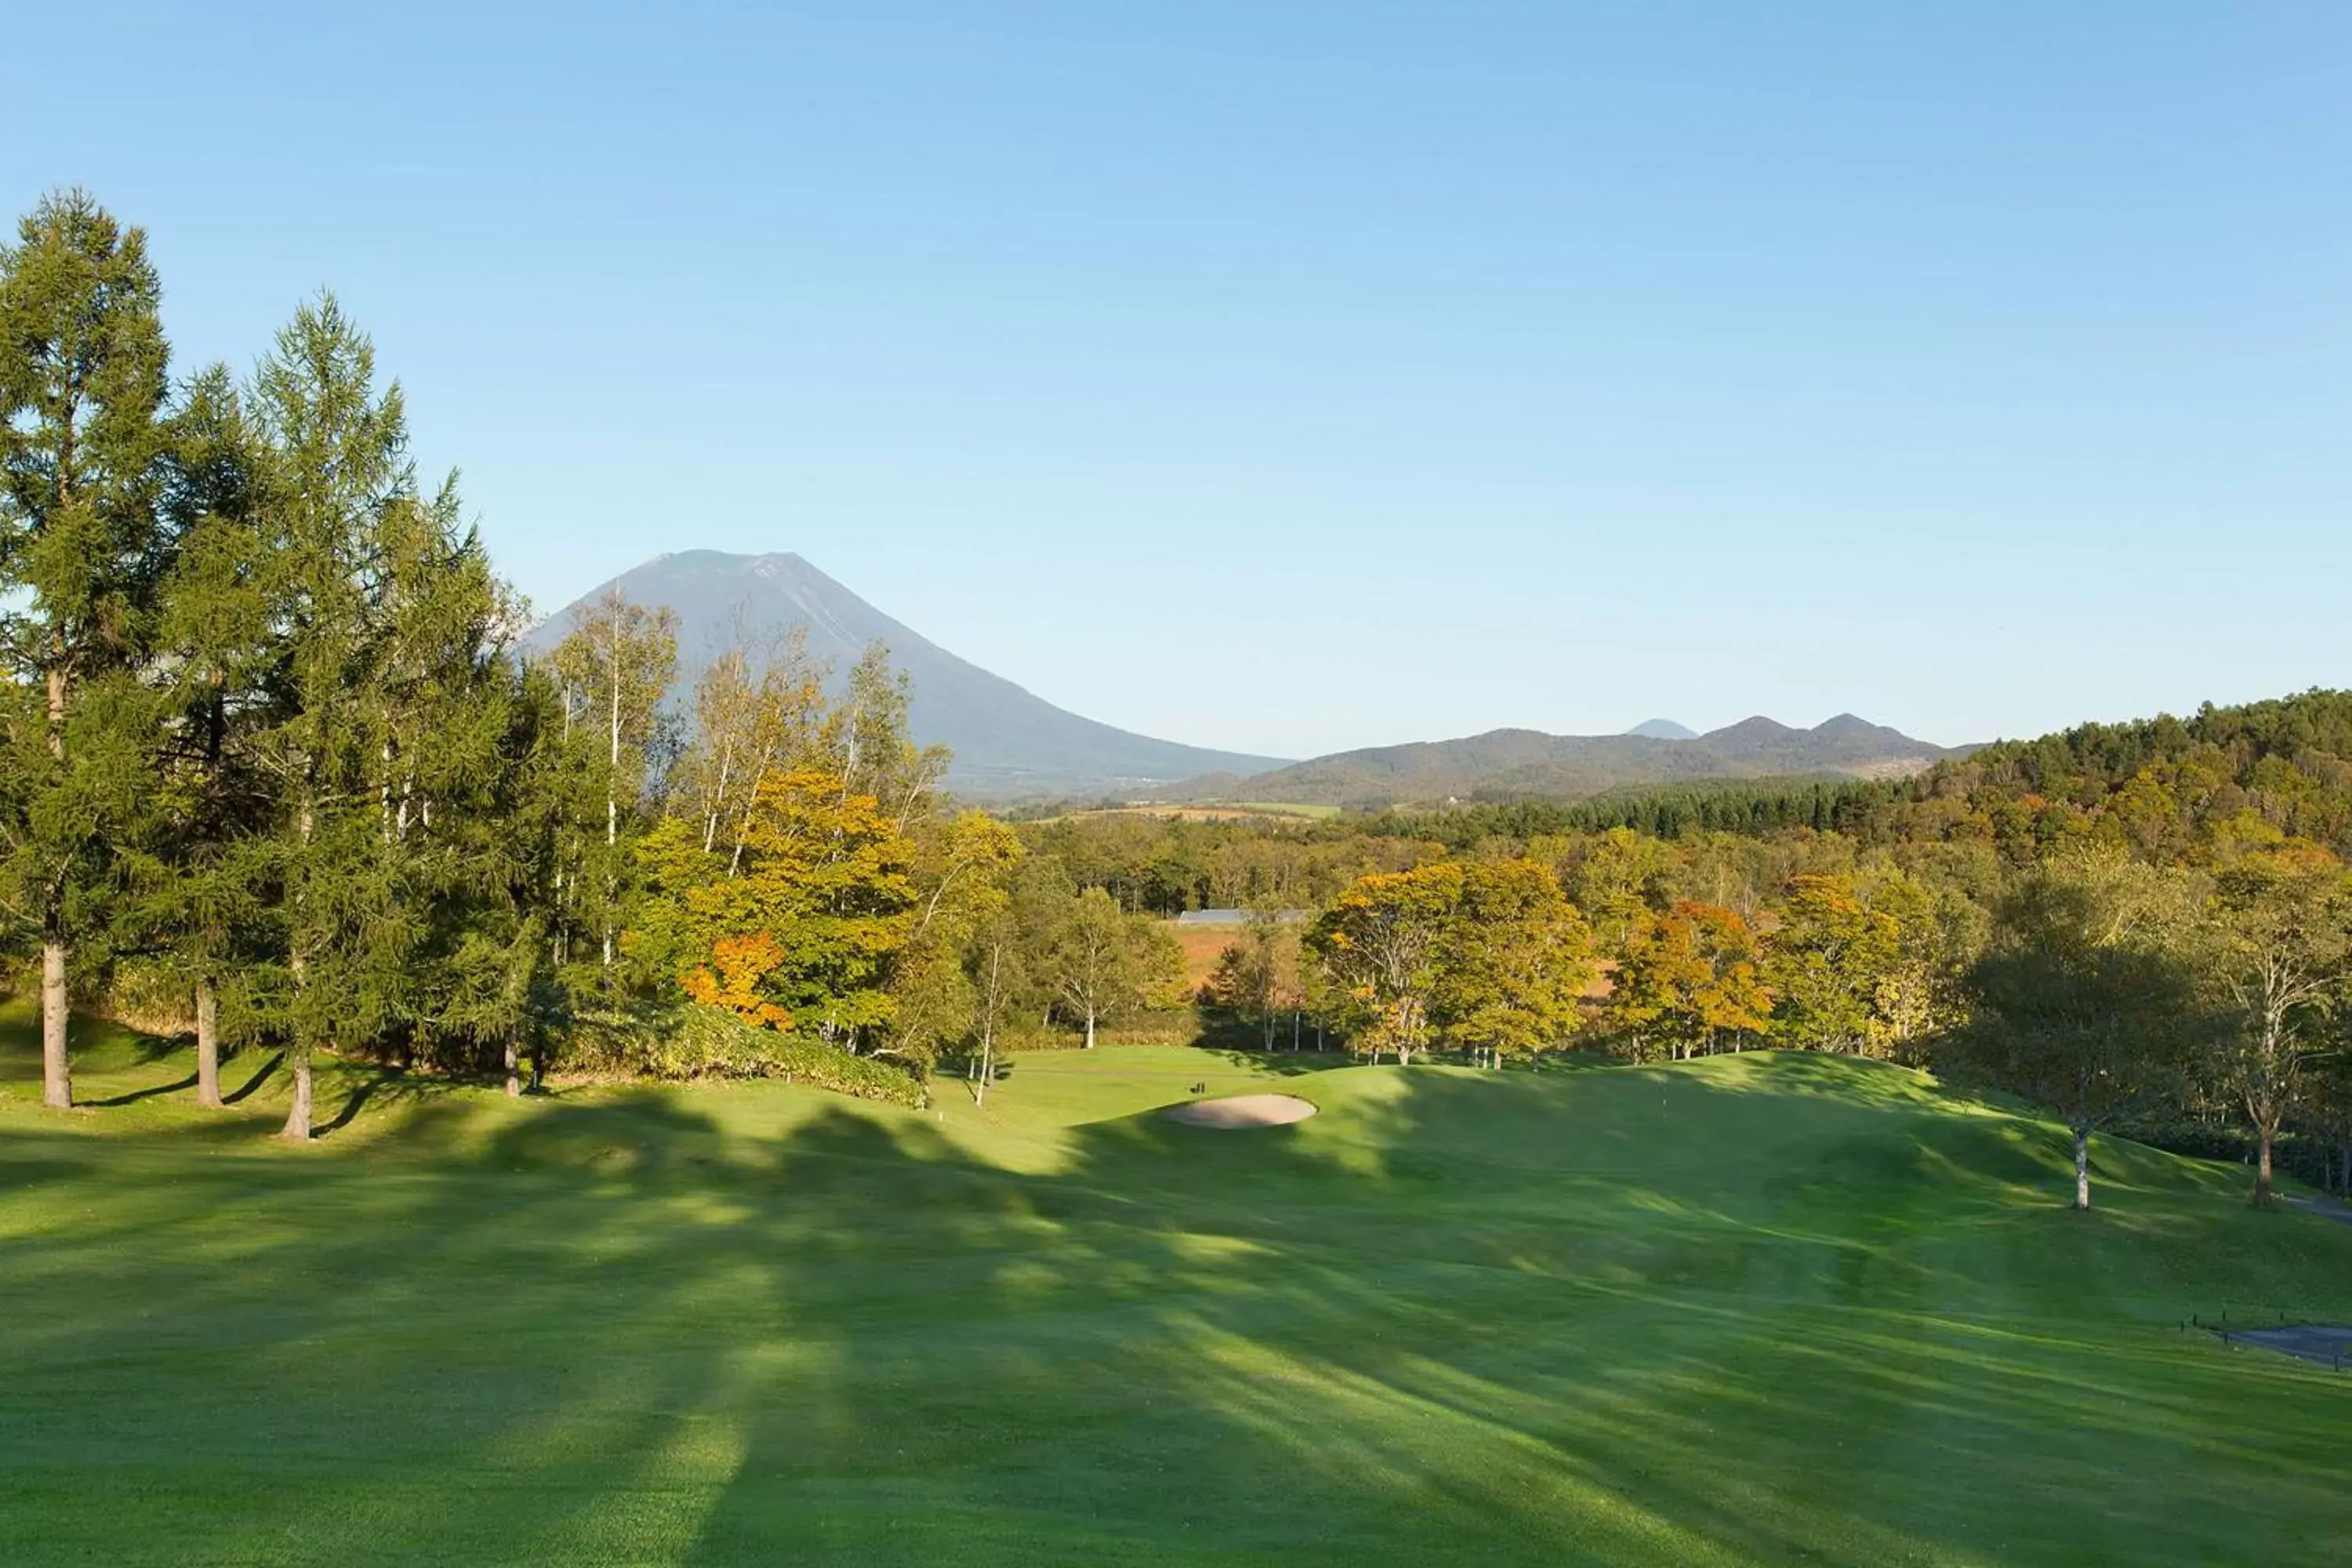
1155;714;1967;809
1626;718;1700;740
524;551;1287;797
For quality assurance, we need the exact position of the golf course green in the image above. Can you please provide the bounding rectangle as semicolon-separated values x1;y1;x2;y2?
4;1007;2348;1565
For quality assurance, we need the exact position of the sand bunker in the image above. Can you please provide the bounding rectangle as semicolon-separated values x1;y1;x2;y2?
1163;1094;1319;1129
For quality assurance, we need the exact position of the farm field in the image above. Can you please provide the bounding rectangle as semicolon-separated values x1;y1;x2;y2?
3;1008;2350;1566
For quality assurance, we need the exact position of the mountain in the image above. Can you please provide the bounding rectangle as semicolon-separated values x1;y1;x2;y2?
1626;718;1698;740
1152;713;1964;808
523;551;1287;797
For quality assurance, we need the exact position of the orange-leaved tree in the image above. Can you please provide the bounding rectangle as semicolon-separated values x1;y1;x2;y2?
684;932;797;1029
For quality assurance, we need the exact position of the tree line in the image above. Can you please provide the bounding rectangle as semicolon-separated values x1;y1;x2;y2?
1064;689;2352;1210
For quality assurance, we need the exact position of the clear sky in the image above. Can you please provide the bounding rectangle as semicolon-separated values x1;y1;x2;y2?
8;2;2347;759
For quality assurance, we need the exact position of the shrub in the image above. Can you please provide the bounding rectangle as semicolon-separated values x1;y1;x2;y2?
564;1000;927;1109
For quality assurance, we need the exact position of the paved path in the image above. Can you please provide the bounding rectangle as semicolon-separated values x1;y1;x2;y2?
2285;1195;2352;1229
2216;1322;2352;1369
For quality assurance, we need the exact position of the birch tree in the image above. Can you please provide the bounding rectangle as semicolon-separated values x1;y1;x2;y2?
673;621;824;872
964;902;1022;1107
1051;885;1176;1048
548;590;674;972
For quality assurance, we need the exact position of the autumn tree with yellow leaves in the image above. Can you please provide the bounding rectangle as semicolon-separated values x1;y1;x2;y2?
1308;859;1593;1065
635;767;916;1046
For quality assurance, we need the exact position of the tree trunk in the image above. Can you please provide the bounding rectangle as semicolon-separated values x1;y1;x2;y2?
1083;1010;1096;1050
195;978;222;1109
2255;1124;2276;1210
40;928;69;1110
504;1035;521;1098
41;655;70;1109
604;644;621;967
2072;1123;2091;1211
281;1047;313;1142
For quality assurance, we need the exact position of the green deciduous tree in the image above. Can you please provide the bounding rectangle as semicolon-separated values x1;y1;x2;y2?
1763;873;1911;1055
879;808;1019;1075
2206;848;2352;1207
1051;884;1178;1049
1571;827;1681;951
1951;852;2206;1209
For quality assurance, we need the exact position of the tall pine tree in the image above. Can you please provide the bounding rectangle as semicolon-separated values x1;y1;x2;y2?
147;364;272;1108
243;294;520;1138
0;191;173;1109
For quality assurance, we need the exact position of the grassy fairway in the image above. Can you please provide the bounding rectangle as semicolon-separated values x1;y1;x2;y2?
3;1013;2349;1565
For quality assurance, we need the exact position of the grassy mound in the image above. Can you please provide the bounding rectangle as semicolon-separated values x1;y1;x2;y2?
2;1012;2348;1565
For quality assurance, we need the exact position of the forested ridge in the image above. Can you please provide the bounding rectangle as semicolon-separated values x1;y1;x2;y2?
7;189;2350;1214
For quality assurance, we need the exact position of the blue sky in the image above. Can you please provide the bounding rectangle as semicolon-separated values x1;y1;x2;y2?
8;2;2348;758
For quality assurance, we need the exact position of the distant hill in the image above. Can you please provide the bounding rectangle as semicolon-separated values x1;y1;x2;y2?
1153;713;1965;808
523;551;1287;798
1626;718;1699;740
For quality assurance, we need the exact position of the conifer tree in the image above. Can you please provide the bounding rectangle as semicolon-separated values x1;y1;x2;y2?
0;191;173;1109
147;365;271;1107
243;295;518;1138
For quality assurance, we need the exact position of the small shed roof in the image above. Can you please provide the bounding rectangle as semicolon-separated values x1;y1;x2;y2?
1173;909;1308;927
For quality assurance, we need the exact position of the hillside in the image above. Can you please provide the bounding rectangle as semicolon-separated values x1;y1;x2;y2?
1160;713;1964;808
5;1018;2348;1565
524;551;1287;797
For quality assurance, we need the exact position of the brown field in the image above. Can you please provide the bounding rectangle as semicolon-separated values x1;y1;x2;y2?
1029;802;1336;826
1170;923;1236;992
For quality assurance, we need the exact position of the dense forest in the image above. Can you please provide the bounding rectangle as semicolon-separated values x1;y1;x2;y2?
6;191;2350;1210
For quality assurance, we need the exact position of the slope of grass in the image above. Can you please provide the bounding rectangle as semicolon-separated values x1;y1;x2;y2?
2;1005;2348;1566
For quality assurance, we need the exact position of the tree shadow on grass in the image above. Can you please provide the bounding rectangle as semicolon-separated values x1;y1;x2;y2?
86;1073;199;1108
1197;1045;1352;1076
9;1051;2352;1566
220;1050;284;1105
315;1075;382;1136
